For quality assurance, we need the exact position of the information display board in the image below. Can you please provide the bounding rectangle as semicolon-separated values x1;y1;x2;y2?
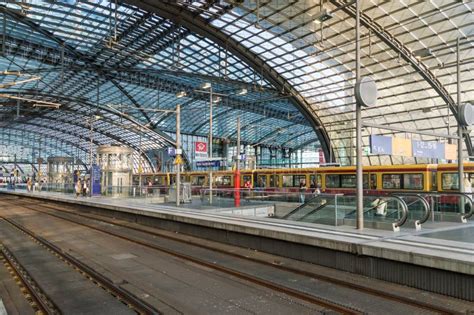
412;140;445;159
370;135;457;160
91;164;101;196
370;135;392;154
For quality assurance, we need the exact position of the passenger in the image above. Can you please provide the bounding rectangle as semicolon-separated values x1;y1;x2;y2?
299;179;306;203
26;177;32;192
314;184;321;196
75;180;82;198
371;198;387;216
147;180;153;196
82;179;88;197
464;176;472;212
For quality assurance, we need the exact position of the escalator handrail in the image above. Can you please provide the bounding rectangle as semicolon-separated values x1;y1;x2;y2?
298;198;337;221
426;192;473;221
388;195;409;229
391;193;431;224
281;193;344;219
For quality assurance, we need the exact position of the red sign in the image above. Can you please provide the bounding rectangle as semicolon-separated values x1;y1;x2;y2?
195;141;207;153
318;149;326;164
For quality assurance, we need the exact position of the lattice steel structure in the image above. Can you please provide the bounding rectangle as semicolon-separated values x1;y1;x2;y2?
0;0;472;171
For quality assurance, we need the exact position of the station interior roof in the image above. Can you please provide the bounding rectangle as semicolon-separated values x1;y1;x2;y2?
0;0;473;171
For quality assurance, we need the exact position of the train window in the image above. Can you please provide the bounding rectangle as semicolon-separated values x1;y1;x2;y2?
382;174;401;189
256;175;266;188
370;174;377;189
310;174;321;187
215;175;232;186
442;173;458;190
242;175;252;187
154;176;164;185
294;175;306;187
341;175;356;188
326;174;340;188
269;175;279;187
404;173;423;190
191;175;206;186
282;175;293;187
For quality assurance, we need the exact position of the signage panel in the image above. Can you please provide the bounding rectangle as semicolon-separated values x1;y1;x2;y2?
167;147;176;156
195;141;208;159
392;137;412;156
445;144;457;160
412;140;445;159
91;164;101;196
196;160;224;168
370;135;392;155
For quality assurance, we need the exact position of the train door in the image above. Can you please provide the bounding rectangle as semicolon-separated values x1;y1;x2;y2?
269;173;280;189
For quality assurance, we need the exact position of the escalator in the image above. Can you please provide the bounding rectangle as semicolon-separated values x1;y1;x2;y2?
280;193;409;231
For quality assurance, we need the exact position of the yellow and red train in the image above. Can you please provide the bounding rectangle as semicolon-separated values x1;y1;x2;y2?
134;163;474;194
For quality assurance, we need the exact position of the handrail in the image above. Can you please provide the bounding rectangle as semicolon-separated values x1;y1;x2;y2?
298;197;336;221
425;192;473;223
282;193;343;220
387;195;409;231
391;193;431;225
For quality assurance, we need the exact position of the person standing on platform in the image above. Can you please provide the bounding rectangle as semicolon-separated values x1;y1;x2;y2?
299;179;306;203
26;177;32;192
82;179;88;197
75;179;82;198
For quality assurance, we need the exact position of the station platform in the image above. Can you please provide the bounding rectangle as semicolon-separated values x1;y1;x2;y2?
1;189;473;301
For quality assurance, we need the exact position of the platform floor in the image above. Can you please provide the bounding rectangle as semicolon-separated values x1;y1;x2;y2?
1;189;473;278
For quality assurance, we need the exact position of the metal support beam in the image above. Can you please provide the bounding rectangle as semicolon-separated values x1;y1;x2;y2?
330;0;473;156
122;0;333;165
457;37;464;198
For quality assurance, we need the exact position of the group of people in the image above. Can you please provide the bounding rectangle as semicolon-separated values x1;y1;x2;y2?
299;179;321;203
26;177;43;192
75;178;90;198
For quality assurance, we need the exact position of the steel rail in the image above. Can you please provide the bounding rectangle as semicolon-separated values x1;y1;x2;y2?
0;243;60;314
0;216;161;315
18;203;362;315
19;200;466;315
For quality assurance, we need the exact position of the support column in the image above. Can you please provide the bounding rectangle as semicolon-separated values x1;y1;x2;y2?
355;0;364;230
457;37;464;202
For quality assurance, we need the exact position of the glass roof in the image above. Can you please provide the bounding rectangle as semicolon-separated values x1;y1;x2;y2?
0;0;472;168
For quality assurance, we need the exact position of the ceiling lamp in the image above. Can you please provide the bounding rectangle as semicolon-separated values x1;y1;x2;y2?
313;8;333;23
176;91;187;98
413;48;433;59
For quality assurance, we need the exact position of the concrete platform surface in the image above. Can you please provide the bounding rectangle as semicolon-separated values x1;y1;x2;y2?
1;189;473;276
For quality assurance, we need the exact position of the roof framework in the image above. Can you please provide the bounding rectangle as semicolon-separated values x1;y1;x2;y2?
0;0;472;168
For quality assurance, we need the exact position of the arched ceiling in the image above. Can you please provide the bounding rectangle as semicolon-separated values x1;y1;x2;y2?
0;0;473;167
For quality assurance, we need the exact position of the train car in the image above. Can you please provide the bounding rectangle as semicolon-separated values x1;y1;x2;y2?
436;162;474;192
137;163;441;194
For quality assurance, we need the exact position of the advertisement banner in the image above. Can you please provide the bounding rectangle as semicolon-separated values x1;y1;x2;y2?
445;144;457;160
195;141;208;159
392;137;412;156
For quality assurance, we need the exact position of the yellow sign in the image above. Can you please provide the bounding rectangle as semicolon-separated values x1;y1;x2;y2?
445;144;457;160
392;137;412;156
174;155;183;165
138;165;143;174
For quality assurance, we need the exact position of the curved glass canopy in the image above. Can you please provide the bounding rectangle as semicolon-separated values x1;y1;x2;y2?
0;0;472;172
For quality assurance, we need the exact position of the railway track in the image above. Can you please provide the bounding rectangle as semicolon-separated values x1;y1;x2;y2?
0;215;161;315
13;200;470;315
0;243;60;314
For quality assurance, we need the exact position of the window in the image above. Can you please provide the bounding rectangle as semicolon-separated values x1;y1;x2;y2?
404;173;423;190
326;174;340;188
282;175;305;187
364;174;377;189
442;173;458;190
191;175;206;186
310;174;321;187
269;174;280;187
341;175;356;188
256;175;267;188
155;176;165;185
215;175;232;186
382;174;401;189
282;175;293;187
242;175;252;187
